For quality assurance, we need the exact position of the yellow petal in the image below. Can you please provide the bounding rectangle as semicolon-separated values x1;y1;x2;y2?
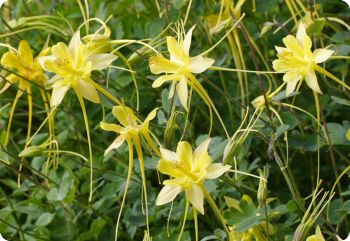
50;82;70;106
286;79;299;96
18;40;33;66
186;184;204;214
169;81;176;98
167;36;185;63
206;163;231;179
315;226;325;241
73;78;100;103
69;30;82;59
1;51;20;69
183;25;195;56
305;70;322;94
193;138;212;172
89;54;118;70
152;74;180;88
306;235;318;241
176;141;193;170
296;23;312;50
157;159;185;179
112;105;137;127
51;42;72;62
156;185;182;205
189;55;214;73
313;48;334;63
149;54;180;74
176;76;188;110
275;46;288;53
160;147;178;161
282;35;303;57
144;108;158;123
100;122;123;132
104;135;125;155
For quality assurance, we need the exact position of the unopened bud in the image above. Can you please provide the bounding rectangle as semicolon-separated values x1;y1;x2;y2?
257;167;268;207
18;146;43;158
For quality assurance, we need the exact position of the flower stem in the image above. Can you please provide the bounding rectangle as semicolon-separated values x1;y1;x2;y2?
77;95;94;202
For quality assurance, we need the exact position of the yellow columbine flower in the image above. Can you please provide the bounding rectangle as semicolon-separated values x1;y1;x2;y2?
1;40;48;94
39;30;118;106
156;138;231;214
273;23;334;96
149;25;214;110
100;104;158;155
100;103;159;240
306;226;325;241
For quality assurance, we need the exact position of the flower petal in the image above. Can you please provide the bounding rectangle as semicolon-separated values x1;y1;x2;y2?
282;35;304;57
186;184;204;214
52;42;72;62
73;78;100;103
160;147;179;161
100;122;122;132
305;70;322;94
275;46;288;53
176;76;188;110
1;51;20;69
286;80;300;96
206;163;231;179
156;185;182;205
149;54;180;74
69;30;82;56
89;54;118;70
189;55;214;73
112;105;137;127
144;108;158;123
104;136;125;155
193;138;212;172
183;25;195;56
158;159;186;178
167;36;185;63
176;141;193;170
152;74;179;88
296;23;312;50
169;81;176;98
313;49;334;63
51;83;70;106
18;40;33;66
38;56;56;71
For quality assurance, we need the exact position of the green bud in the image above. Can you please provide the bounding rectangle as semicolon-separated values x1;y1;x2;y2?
257;166;268;207
18;146;43;158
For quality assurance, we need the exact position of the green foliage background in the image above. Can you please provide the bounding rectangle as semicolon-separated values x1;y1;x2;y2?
0;0;349;240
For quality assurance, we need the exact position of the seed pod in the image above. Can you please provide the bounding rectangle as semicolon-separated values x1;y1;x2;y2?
257;166;268;207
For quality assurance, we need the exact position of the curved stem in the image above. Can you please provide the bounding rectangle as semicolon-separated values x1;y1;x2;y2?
77;95;94;202
177;201;190;241
114;139;134;241
5;90;21;146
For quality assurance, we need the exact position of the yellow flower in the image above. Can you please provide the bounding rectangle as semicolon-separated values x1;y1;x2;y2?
273;23;334;96
156;138;231;214
149;25;214;110
100;104;158;155
1;40;48;94
306;226;325;241
39;31;118;106
100;103;159;240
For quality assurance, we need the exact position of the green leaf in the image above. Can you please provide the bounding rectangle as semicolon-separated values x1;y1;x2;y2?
35;212;55;227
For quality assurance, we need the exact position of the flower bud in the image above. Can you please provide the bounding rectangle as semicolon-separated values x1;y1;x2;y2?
18;146;43;158
257;167;268;207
